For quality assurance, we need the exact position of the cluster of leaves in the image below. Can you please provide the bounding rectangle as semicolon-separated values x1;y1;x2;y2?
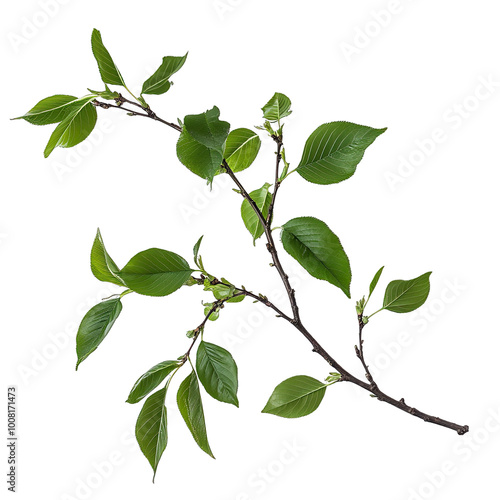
15;30;436;479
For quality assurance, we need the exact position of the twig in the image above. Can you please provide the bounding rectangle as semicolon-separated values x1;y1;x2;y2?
266;135;283;226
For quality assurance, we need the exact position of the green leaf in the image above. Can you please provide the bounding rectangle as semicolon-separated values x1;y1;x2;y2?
241;183;272;244
43;96;97;157
176;106;230;182
383;272;432;313
88;84;120;100
262;375;327;418
141;53;188;95
196;341;238;407
127;361;180;404
118;248;192;297
76;298;122;369
135;387;168;480
12;95;86;125
203;304;220;321
281;217;351;298
91;28;126;87
177;370;214;458
262;92;292;122
369;266;384;297
223;128;261;173
90;229;124;286
296;121;387;185
193;235;203;267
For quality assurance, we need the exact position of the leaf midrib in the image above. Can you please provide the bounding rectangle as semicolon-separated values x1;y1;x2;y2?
384;281;418;309
284;229;342;286
273;383;325;409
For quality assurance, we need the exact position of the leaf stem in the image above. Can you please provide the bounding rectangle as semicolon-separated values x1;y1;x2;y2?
367;307;385;319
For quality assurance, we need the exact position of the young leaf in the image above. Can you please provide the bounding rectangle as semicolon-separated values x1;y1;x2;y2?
193;235;203;267
281;217;351;298
297;122;387;185
43;96;98;157
118;248;192;297
262;92;292;122
176;106;230;182
369;266;385;297
90;228;124;286
135;387;168;480
383;272;432;313
177;370;215;458
196;341;239;407
241;183;272;244
76;298;122;369
127;360;180;404
141;53;188;95
262;375;327;418
223;128;261;173
12;95;85;125
88;84;120;100
91;28;126;87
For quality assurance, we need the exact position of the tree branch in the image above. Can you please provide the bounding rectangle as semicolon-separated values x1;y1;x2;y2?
95;99;469;435
266;135;283;226
355;315;377;388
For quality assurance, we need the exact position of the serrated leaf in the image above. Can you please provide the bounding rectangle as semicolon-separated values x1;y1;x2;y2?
76;298;122;369
297;121;386;185
90;229;124;286
383;272;432;313
262;375;327;418
281;217;351;298
91;29;126;87
43;96;97;157
177;370;214;458
196;341;238;407
223;128;261;173
135;388;168;480
141;53;188;95
176;106;230;182
262;92;292;122
369;266;384;297
127;360;180;404
241;183;272;244
118;248;192;297
12;95;86;125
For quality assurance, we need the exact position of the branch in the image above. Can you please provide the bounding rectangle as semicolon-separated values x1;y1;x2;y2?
95;99;469;435
266;135;283;226
355;315;377;388
182;293;244;361
93;95;181;132
222;161;300;323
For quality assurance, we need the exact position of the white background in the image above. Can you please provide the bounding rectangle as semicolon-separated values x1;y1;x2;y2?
2;1;499;499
